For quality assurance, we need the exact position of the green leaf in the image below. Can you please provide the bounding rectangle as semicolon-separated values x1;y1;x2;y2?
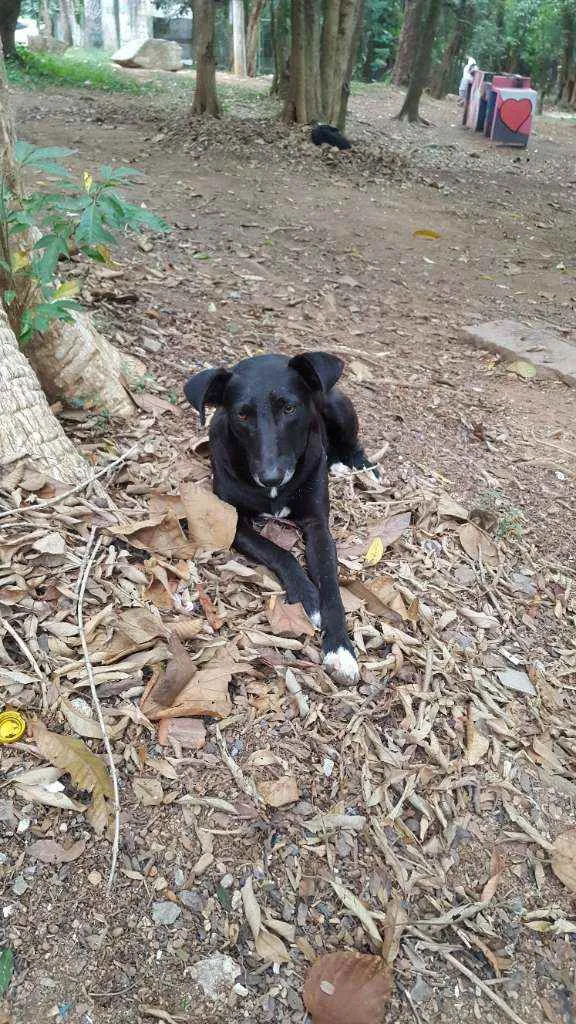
75;204;115;247
15;141;76;173
3;290;17;306
0;948;14;996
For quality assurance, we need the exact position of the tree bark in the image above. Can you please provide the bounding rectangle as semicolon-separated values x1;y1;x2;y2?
429;0;474;99
392;0;420;86
559;1;575;104
0;0;21;59
396;0;443;122
40;0;53;35
192;0;221;116
283;0;361;126
60;0;83;46
231;0;247;74
0;307;88;482
270;0;289;98
246;0;266;76
84;0;103;48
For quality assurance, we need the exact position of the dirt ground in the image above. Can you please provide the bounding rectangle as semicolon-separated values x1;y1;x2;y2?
2;73;576;1024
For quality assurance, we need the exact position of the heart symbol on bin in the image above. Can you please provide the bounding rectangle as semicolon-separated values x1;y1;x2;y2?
499;97;532;133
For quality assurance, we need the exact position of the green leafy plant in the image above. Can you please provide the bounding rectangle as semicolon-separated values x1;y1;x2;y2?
0;143;169;342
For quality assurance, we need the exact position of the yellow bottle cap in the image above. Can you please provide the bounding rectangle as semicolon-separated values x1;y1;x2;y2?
0;709;26;743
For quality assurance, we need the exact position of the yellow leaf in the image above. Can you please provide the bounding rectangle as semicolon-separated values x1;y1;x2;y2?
508;359;536;380
34;719;113;835
364;537;384;567
52;280;79;300
413;229;441;240
83;170;93;192
11;250;29;271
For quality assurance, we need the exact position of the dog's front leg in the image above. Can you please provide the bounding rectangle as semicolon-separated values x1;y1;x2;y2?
234;521;320;624
303;517;359;685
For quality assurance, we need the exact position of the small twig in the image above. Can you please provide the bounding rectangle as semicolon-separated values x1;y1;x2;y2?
0;443;138;521
0;615;49;711
409;927;529;1024
77;528;120;894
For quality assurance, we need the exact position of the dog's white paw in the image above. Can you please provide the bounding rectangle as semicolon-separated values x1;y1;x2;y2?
310;610;322;629
330;462;352;479
323;646;360;685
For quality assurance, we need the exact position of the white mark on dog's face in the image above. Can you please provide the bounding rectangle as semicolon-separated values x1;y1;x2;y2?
269;486;278;498
323;646;359;685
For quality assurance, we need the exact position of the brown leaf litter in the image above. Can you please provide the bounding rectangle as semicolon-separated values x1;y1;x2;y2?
1;442;576;1021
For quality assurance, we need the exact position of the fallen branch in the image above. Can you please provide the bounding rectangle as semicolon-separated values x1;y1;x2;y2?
0;443;139;521
77;528;120;893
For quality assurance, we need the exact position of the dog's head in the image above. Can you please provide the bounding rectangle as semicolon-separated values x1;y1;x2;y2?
184;352;344;494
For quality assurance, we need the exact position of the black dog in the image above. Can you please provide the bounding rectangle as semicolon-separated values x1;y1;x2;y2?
184;352;373;684
311;124;352;150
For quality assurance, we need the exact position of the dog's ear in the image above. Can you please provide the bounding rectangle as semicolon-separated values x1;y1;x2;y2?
184;367;231;426
289;351;345;394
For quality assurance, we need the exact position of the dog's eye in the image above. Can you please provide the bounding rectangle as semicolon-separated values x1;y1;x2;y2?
237;409;251;421
284;404;297;415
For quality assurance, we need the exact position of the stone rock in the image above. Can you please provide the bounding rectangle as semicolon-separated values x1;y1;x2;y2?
463;319;576;387
189;953;241;1001
151;900;181;925
111;38;182;72
28;34;69;54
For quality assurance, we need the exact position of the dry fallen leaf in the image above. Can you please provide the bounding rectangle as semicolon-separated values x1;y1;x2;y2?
258;775;300;808
157;717;207;750
465;709;490;766
303;952;392;1024
133;777;164;806
140;635;233;720
34;720;113;835
26;839;86;864
107;514;197;560
413;228;441;240
551;830;576;892
458;522;498;565
179;482;237;552
266;597;315;638
242;876;291;962
365;537;384;567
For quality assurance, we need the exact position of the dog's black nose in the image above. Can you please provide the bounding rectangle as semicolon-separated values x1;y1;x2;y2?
259;471;284;489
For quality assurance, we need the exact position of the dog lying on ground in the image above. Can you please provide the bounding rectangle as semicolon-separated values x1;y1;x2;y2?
310;123;352;150
184;352;373;684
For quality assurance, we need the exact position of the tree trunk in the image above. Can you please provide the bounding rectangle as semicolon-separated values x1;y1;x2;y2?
392;0;419;86
270;0;289;98
429;0;474;100
60;0;81;45
396;0;443;122
283;0;361;126
362;29;374;82
336;0;363;130
192;0;221;116
231;0;247;74
559;1;575;104
0;0;21;59
0;42;141;419
84;0;103;48
246;0;266;76
0;306;88;483
40;0;53;35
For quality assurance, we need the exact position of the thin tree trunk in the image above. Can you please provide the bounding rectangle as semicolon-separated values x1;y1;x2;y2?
282;0;307;121
336;0;363;130
84;0;103;48
0;0;21;59
60;0;75;45
246;0;266;76
231;0;247;74
396;0;443;122
0;306;88;482
559;1;575;103
270;0;289;98
362;29;374;82
320;0;361;127
429;0;474;99
392;0;419;86
40;0;53;35
192;0;221;115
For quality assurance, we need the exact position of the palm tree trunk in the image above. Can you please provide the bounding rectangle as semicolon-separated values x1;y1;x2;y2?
0;305;88;482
